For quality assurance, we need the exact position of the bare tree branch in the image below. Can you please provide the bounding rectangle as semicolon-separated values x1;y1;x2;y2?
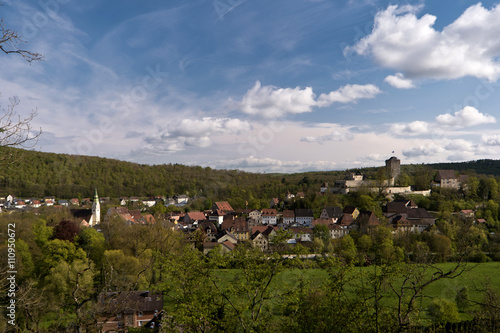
0;18;44;63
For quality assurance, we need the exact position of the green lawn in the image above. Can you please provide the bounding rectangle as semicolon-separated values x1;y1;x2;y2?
226;261;500;323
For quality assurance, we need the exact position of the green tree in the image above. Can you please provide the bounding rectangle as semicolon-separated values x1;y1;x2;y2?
427;298;459;324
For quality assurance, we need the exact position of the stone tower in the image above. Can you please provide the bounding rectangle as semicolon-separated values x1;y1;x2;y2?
91;188;101;226
385;156;401;186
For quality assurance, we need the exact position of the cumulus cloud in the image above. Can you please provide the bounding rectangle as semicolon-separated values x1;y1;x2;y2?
300;130;354;144
384;73;415;89
232;81;381;118
402;143;444;158
316;84;381;106
208;156;338;173
390;121;429;136
142;117;251;153
435;106;496;127
482;134;500;146
349;3;500;81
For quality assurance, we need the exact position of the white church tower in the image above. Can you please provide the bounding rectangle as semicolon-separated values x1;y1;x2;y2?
90;188;101;226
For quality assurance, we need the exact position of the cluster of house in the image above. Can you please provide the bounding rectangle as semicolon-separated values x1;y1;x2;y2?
138;197;439;253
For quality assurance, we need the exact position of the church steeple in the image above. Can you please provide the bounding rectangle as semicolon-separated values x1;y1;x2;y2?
91;187;101;226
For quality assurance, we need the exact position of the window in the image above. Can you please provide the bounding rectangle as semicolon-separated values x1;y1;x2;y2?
138;311;143;317
117;313;122;319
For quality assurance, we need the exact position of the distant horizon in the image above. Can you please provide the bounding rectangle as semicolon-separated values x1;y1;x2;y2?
17;147;498;175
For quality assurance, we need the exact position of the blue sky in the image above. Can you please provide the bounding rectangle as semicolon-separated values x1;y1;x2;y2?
2;0;500;172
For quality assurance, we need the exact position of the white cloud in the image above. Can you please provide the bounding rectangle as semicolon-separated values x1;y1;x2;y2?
208;156;338;173
232;81;381;118
300;130;354;144
402;143;444;158
390;121;429;136
233;81;317;118
350;4;500;81
435;106;496;127
142;117;251;154
384;73;415;89
482;134;500;146
316;84;381;106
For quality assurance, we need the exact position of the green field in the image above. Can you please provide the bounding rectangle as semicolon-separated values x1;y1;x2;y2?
210;261;500;325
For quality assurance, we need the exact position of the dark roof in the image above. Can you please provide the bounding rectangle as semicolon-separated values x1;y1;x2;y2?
407;208;434;220
295;209;314;217
98;291;163;314
199;221;217;233
323;206;343;218
436;170;457;181
343;206;357;214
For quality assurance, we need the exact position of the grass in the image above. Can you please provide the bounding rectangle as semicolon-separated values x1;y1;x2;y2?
213;261;500;324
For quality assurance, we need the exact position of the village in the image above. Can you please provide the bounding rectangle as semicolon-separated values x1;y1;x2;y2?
1;157;480;256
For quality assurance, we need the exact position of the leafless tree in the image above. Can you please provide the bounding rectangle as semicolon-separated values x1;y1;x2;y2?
0;4;43;158
0;17;44;63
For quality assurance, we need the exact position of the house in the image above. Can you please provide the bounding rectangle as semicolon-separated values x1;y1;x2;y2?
129;209;143;224
343;206;359;220
288;227;313;242
212;201;234;214
295;209;314;227
459;210;475;220
328;224;347;239
320;182;328;194
106;207;135;224
199;221;218;242
140;214;156;224
261;209;277;225
320;206;343;222
97;291;163;331
221;218;250;241
249;210;261;221
14;200;26;209
209;209;225;226
355;211;381;233
251;231;269;251
384;200;435;233
31;200;42;208
282;210;295;225
269;198;280;208
296;192;305;199
390;208;435;233
70;198;80;206
184;211;207;225
129;196;140;204
217;230;238;244
142;199;156;207
435;170;459;189
58;199;69;207
285;191;295;201
220;240;236;253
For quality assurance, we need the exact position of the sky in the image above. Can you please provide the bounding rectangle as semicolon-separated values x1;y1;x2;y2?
2;0;500;173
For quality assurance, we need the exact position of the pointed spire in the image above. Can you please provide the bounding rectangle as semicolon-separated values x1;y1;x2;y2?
94;187;99;201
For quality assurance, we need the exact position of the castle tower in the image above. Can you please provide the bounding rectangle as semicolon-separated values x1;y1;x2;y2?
385;156;401;186
91;188;101;226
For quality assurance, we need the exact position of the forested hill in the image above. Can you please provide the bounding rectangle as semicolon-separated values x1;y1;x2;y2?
1;147;500;199
427;159;500;176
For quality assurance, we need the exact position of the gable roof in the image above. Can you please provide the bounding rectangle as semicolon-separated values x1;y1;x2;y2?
322;206;343;218
186;211;207;221
436;170;457;181
295;209;314;217
98;291;163;314
213;201;234;212
261;208;277;216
